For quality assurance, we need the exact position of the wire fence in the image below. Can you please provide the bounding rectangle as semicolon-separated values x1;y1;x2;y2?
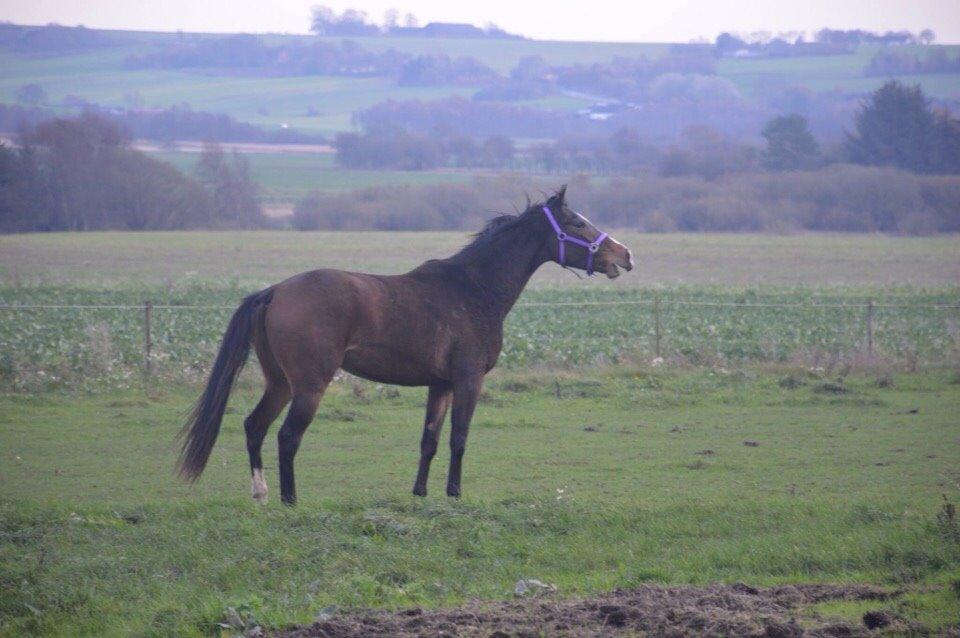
1;293;958;392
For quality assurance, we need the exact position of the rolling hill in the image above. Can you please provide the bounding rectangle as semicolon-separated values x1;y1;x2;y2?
1;26;957;138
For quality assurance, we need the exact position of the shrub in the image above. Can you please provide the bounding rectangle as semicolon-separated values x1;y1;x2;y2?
290;167;960;234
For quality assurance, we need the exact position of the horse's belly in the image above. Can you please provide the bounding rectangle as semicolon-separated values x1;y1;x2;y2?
341;345;442;387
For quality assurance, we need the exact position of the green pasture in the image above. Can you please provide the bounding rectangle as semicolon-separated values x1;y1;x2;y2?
148;151;473;202
0;55;478;136
718;44;960;99
1;370;959;634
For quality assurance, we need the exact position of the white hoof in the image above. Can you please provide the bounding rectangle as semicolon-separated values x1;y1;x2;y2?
251;469;268;504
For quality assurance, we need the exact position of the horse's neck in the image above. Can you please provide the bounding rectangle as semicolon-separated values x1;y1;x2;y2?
463;232;544;318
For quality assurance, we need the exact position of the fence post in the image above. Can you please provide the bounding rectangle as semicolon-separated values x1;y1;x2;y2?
653;294;662;359
865;299;874;360
143;301;153;378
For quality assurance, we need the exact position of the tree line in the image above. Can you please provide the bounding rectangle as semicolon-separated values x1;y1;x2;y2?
355;81;821;145
2;82;957;234
865;48;960;77
715;27;935;58
345;82;960;176
124;32;506;90
0;103;326;145
335;129;515;169
309;6;521;39
0;115;264;232
292;167;959;234
0;23;116;54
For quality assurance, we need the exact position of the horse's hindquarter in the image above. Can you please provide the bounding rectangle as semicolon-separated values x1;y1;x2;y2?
264;270;360;388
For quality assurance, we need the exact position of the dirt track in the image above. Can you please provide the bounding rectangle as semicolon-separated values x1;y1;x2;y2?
279;583;929;637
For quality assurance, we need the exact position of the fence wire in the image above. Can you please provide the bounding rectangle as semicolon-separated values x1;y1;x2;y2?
3;300;960;310
1;294;958;391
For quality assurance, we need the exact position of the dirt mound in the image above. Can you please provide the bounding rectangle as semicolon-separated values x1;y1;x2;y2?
279;583;903;637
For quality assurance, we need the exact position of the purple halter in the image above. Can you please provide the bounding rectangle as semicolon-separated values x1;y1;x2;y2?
542;206;608;276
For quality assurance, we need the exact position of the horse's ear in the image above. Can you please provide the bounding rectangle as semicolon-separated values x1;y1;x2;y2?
547;185;567;211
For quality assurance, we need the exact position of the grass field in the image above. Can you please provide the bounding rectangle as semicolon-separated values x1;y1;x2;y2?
2;35;958;136
718;43;960;99
1;370;959;634
1;230;959;634
148;151;473;203
3;230;959;288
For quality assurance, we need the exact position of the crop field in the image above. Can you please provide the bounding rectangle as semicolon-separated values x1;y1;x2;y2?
1;231;958;391
1;230;959;635
3;284;960;393
2;37;959;136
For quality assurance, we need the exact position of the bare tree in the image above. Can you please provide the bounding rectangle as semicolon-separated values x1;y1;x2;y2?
383;8;399;30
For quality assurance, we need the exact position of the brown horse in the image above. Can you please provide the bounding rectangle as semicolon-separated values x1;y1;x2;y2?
177;186;633;504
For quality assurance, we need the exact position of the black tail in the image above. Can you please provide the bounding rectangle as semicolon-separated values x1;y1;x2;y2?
177;288;273;482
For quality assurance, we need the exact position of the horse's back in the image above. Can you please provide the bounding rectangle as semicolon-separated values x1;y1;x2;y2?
263;267;470;387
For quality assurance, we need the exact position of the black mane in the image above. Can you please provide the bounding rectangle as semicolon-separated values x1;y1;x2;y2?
446;203;544;264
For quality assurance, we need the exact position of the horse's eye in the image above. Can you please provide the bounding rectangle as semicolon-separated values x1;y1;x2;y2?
572;219;586;229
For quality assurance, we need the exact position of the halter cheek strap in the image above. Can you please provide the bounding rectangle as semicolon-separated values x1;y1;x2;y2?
542;206;608;276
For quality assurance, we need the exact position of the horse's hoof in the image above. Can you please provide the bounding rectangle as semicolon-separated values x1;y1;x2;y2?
251;469;268;504
446;485;461;498
413;484;427;497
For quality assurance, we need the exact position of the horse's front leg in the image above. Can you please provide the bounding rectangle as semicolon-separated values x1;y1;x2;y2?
446;374;484;498
413;383;452;496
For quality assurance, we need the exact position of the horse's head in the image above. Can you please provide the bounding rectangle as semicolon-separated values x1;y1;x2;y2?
540;186;634;279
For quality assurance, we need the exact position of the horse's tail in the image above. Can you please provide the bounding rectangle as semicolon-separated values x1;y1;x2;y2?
177;288;273;482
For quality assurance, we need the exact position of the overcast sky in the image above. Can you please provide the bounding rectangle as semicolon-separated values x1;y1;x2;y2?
3;0;959;44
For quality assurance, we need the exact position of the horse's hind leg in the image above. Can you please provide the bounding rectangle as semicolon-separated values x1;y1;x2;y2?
244;383;289;503
413;384;452;497
245;336;290;503
277;387;326;505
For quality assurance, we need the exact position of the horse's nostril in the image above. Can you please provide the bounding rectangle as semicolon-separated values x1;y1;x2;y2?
625;250;634;271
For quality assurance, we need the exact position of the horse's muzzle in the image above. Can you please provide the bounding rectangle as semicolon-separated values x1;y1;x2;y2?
602;243;634;279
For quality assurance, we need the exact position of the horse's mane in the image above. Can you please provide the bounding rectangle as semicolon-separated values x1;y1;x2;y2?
446;203;542;264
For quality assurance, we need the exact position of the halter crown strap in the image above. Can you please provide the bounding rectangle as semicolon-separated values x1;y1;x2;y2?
542;206;608;276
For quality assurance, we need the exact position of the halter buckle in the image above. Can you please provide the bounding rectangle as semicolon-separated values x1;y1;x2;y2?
542;205;607;277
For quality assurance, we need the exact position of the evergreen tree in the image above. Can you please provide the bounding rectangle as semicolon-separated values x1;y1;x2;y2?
843;81;956;173
761;114;820;171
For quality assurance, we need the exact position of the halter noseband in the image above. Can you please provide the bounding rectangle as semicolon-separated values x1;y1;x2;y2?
542;206;608;276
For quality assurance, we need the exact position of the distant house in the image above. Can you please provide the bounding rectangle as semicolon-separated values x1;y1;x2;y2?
386;26;422;37
576;102;640;121
875;32;914;46
421;22;487;38
387;22;522;40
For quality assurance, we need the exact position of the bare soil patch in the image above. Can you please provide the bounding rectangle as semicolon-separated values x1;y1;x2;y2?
279;583;913;637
